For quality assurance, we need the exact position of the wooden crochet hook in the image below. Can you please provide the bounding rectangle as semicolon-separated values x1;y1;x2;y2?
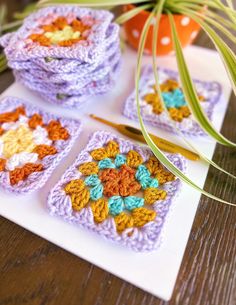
90;114;200;161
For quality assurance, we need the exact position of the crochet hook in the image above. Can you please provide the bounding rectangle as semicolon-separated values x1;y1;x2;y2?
90;114;200;161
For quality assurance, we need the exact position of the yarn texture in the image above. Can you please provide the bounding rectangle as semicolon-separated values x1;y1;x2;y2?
0;6;121;109
0;97;82;194
123;66;222;137
48;131;186;252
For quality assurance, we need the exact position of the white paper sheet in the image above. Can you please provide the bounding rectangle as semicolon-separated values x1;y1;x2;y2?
0;45;231;301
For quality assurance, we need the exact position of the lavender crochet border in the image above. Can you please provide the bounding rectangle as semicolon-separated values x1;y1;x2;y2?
15;56;122;109
7;23;120;75
0;6;114;63
47;131;186;252
14;47;121;94
9;41;120;85
0;97;82;195
123;66;222;137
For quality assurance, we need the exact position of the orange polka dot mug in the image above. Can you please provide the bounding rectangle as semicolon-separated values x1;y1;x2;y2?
123;4;201;56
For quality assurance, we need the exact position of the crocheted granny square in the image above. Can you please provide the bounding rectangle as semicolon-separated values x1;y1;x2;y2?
123;66;222;137
14;48;121;95
0;6;114;63
0;97;82;194
15;57;121;108
7;23;120;76
9;29;120;85
48;131;186;252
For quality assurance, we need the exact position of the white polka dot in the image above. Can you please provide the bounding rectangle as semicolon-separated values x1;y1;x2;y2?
161;37;170;45
190;31;198;40
181;17;190;26
132;29;140;38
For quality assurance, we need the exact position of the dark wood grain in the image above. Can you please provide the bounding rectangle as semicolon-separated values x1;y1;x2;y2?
0;1;236;304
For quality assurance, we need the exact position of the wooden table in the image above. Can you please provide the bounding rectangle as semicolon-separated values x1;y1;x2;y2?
0;1;236;304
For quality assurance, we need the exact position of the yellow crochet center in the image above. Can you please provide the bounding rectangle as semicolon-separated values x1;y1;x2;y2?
44;25;81;44
1;125;36;158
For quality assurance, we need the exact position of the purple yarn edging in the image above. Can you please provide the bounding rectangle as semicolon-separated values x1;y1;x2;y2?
0;6;114;63
47;131;186;252
14;46;121;94
123;66;222;137
7;23;120;75
0;97;82;195
15;55;122;109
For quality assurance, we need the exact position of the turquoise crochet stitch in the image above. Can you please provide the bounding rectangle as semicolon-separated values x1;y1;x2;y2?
108;196;124;216
98;158;116;169
135;165;159;189
114;154;127;168
85;174;100;187
162;88;187;109
124;196;144;211
90;184;103;201
135;164;150;181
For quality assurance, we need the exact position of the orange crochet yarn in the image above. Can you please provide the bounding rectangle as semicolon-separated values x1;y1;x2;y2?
64;140;176;233
10;163;43;185
0;159;6;171
0;106;25;124
0;105;71;186
33;145;57;160
100;165;141;197
28;113;43;129
46;120;70;141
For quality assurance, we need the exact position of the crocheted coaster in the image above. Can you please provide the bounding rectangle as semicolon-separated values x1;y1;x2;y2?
7;23;120;75
123;66;222;137
0;8;121;109
0;97;82;194
15;58;121;109
0;6;114;63
48;131;186;252
14;48;121;93
10;41;120;85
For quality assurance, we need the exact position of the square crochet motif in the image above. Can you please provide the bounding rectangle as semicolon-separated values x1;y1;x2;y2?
48;131;186;252
0;6;113;63
123;66;222;137
0;97;81;194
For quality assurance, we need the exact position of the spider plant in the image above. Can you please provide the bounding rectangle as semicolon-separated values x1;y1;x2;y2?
2;0;236;205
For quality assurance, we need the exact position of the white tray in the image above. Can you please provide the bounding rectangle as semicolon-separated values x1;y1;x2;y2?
0;45;231;301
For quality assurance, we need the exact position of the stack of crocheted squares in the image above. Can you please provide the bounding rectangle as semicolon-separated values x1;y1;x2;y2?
0;6;121;108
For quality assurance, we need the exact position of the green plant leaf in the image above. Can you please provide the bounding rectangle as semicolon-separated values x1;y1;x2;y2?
37;0;149;8
2;20;23;33
180;10;236;98
115;3;154;24
0;4;7;35
0;53;8;73
134;2;235;206
13;3;37;20
168;12;236;148
150;4;236;180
